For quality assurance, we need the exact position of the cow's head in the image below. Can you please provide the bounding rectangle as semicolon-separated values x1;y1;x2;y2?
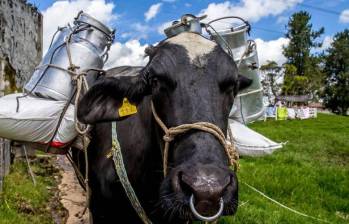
78;32;251;222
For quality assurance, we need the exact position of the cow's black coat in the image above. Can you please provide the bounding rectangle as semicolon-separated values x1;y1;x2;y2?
77;33;252;223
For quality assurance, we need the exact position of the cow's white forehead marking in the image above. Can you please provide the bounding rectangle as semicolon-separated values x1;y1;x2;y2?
166;32;217;62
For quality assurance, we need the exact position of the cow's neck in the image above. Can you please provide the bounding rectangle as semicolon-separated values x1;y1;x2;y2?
114;97;164;208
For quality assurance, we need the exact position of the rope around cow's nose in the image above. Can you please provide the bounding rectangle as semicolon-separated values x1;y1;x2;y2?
150;101;239;177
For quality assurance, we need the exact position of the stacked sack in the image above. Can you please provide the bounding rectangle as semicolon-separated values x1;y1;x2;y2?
0;12;114;152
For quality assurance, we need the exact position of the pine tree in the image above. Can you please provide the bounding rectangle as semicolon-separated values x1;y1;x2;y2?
282;11;324;96
323;29;349;115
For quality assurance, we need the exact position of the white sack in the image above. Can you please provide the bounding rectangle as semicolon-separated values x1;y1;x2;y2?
297;107;310;120
287;108;296;119
228;119;283;156
309;108;317;118
265;106;276;118
0;93;77;147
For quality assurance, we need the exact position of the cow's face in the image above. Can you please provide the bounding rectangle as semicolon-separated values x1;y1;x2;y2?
78;32;251;222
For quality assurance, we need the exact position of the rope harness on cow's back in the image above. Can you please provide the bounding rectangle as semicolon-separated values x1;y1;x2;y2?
110;100;239;224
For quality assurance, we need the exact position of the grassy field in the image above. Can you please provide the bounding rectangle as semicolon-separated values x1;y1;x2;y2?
0;157;66;224
220;113;349;224
0;113;348;224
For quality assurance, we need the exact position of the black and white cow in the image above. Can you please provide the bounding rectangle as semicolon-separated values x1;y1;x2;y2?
77;32;251;223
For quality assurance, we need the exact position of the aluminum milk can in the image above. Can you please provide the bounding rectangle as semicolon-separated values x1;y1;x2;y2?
213;25;264;123
211;24;249;61
25;11;115;101
229;43;265;123
164;14;206;38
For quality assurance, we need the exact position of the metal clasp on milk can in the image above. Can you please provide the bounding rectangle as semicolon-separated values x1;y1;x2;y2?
24;11;115;101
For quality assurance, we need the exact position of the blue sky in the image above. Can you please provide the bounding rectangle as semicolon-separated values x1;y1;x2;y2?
27;0;349;67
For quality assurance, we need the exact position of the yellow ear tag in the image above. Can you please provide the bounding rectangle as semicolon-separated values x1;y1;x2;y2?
118;98;138;117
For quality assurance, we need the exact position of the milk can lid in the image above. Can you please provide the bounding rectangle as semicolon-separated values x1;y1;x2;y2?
75;11;114;37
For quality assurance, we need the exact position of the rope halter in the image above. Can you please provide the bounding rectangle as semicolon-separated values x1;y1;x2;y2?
150;101;239;177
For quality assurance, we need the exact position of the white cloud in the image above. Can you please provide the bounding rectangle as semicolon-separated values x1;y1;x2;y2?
277;16;288;24
145;3;162;22
339;9;349;23
255;37;289;65
157;21;173;34
319;36;333;51
42;0;116;54
158;0;300;35
130;23;151;40
199;0;302;29
104;40;149;68
119;23;154;41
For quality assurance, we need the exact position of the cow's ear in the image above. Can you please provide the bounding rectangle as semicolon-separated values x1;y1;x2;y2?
238;75;253;91
77;75;149;124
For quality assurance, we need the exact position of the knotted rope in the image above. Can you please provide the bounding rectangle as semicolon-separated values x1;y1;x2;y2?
150;101;239;177
73;72;91;135
31;63;105;135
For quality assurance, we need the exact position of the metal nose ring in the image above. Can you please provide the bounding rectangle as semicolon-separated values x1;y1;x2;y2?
189;194;224;222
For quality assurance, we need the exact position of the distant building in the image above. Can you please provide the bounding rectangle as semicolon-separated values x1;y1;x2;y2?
0;0;42;96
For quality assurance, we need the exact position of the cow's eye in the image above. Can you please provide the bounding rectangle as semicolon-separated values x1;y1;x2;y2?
151;74;176;89
151;76;167;94
150;76;159;89
220;80;236;94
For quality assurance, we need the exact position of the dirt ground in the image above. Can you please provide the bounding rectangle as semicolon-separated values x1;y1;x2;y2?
56;155;90;224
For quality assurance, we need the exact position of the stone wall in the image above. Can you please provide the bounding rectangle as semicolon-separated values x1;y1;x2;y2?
0;0;42;95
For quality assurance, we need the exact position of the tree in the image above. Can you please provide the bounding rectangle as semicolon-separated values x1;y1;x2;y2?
260;60;282;105
282;11;324;96
282;64;310;96
323;29;349;115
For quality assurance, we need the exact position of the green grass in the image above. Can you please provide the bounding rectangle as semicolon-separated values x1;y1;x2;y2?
1;114;348;223
0;157;65;224
220;113;349;224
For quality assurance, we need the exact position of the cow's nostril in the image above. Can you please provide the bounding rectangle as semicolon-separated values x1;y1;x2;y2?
172;171;194;195
178;172;194;196
178;169;231;217
170;165;234;219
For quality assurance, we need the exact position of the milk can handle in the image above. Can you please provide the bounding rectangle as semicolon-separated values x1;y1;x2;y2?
101;52;109;63
100;29;115;63
100;41;112;63
48;26;67;50
180;14;207;25
207;16;251;35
